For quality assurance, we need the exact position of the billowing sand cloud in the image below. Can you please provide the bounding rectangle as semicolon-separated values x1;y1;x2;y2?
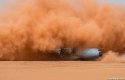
0;0;125;60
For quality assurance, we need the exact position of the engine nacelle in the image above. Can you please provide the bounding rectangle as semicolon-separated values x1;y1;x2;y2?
77;48;102;60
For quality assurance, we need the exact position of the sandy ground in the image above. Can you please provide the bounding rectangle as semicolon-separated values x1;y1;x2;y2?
0;61;125;80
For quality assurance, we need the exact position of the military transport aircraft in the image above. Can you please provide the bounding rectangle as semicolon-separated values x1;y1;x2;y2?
55;48;103;61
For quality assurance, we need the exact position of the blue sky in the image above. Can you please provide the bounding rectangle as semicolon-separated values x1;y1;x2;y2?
0;0;125;8
0;0;8;5
0;0;13;7
98;0;125;4
0;0;125;12
0;0;125;5
0;0;125;4
108;0;125;3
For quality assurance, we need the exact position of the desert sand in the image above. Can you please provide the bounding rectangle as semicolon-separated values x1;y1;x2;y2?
0;61;125;80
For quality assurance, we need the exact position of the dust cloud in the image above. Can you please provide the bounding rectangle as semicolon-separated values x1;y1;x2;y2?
101;51;125;62
0;0;125;60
